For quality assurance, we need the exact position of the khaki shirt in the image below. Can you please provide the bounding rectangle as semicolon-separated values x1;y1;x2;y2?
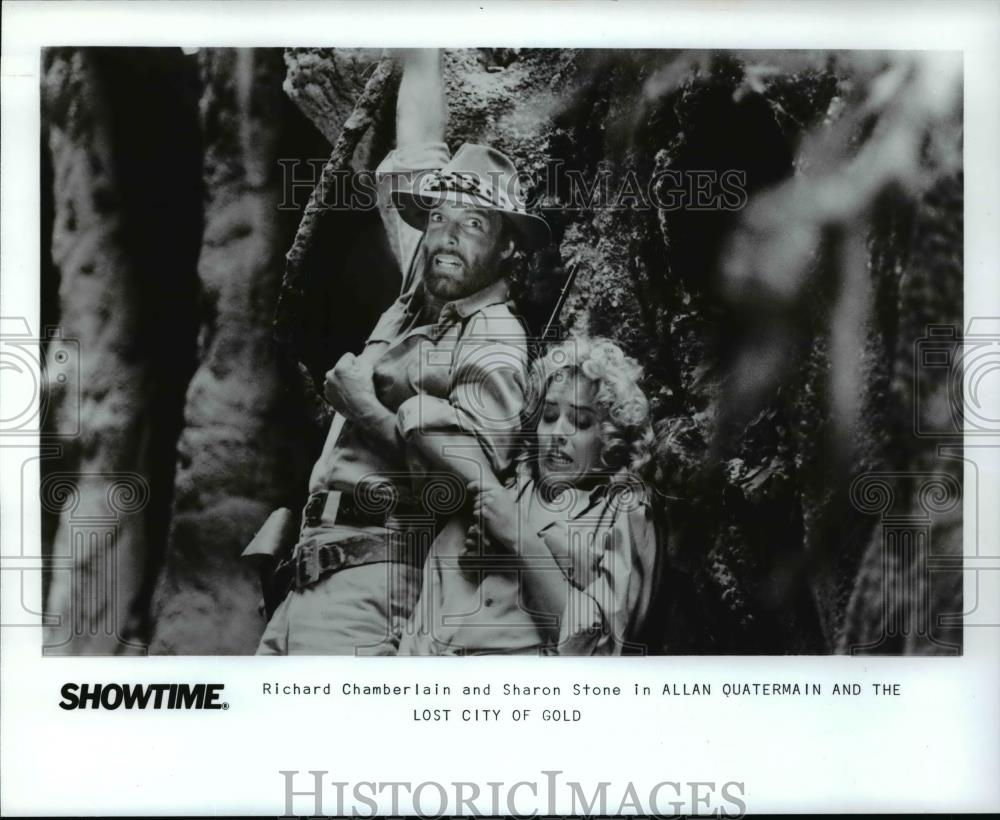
400;463;658;655
258;143;531;655
306;141;528;528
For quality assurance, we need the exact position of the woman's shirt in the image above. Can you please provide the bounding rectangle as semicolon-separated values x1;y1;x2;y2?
399;463;658;655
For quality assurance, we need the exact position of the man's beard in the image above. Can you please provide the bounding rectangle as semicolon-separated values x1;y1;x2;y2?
420;244;499;300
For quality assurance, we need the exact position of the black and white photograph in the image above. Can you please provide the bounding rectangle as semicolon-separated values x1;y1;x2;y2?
2;1;998;816
32;43;965;657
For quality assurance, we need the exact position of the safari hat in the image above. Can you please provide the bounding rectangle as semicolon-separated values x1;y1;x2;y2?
391;143;550;250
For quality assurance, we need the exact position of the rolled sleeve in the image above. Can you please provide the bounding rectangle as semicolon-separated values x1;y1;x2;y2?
376;142;451;282
396;336;527;476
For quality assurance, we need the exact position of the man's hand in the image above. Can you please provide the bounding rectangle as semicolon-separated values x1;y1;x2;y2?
466;479;519;553
324;353;377;421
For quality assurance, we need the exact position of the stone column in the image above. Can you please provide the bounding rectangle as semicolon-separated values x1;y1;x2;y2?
149;49;310;653
41;49;152;654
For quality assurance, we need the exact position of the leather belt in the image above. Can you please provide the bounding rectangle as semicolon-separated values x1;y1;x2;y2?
302;489;422;530
274;532;427;593
273;489;432;594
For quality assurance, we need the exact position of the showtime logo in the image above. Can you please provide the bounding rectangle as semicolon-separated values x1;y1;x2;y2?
59;683;228;710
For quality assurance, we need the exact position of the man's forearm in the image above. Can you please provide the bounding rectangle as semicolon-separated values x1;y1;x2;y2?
406;430;504;490
396;49;446;146
351;396;405;455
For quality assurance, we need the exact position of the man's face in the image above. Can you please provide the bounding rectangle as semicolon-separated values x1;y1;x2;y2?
420;202;515;300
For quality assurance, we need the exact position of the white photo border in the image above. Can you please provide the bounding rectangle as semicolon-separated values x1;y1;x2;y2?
2;1;998;815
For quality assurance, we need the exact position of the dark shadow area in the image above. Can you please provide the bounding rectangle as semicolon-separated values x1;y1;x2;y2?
39;129;60;592
88;48;205;642
267;80;386;507
39;134;59;332
294;196;402;389
277;69;404;405
645;67;828;654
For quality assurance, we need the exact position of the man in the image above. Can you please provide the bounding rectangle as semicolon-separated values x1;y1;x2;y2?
255;49;550;654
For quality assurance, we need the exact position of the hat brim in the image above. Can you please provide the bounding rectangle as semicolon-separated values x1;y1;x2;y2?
391;189;551;251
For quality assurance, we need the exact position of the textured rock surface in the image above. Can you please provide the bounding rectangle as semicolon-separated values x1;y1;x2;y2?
147;49;317;654
40;50;161;654
41;47;206;654
282;47;392;167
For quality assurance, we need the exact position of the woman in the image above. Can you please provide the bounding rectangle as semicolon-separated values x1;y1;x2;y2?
399;336;658;656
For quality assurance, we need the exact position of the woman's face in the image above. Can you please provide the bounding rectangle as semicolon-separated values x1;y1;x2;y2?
537;369;602;486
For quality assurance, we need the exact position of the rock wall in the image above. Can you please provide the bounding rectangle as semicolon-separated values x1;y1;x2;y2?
40;48;202;654
147;49;322;654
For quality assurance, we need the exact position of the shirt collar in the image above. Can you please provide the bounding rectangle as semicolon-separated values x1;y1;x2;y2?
404;277;511;330
436;277;511;323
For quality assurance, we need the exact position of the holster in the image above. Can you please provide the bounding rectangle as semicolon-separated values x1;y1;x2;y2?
241;507;299;619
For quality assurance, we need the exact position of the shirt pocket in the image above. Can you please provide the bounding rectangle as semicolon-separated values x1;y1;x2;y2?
407;345;453;399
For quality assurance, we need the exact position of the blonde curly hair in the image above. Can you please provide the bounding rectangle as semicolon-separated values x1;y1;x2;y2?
527;336;655;480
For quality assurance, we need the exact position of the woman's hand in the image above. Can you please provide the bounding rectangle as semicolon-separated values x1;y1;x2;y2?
466;479;518;553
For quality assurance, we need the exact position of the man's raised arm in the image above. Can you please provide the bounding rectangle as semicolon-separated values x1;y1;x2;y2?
396;49;446;147
377;49;450;291
322;50;451;456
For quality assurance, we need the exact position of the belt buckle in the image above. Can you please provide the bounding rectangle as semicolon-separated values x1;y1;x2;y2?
317;543;345;573
304;492;327;527
295;543;317;588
